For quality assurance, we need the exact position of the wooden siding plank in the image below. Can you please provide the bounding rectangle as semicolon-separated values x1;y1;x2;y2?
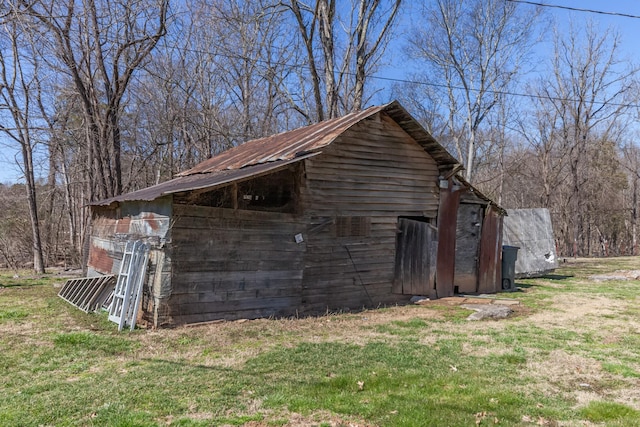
305;162;439;182
169;287;303;305
168;297;300;318
172;218;304;232
301;178;437;192
302;189;438;203
172;204;300;222
304;210;438;219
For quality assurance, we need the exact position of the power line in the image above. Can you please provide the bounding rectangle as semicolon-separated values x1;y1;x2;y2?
372;74;640;109
151;41;640;110
505;0;640;19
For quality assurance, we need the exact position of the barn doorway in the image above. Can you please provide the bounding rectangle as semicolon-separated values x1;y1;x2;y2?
454;203;484;293
392;217;438;298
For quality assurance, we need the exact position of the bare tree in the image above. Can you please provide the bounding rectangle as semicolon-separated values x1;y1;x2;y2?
286;0;401;121
406;0;540;182
0;12;46;273
16;0;168;201
621;144;640;255
537;23;636;256
130;0;297;186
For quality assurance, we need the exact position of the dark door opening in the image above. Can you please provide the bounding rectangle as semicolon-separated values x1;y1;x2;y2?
454;203;484;293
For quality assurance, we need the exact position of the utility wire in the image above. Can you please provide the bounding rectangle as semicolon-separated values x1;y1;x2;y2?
505;0;640;19
151;41;640;110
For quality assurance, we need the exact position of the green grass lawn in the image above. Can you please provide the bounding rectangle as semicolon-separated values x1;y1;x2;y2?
1;258;640;426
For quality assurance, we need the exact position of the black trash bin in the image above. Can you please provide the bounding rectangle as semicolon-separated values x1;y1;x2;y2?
501;245;519;291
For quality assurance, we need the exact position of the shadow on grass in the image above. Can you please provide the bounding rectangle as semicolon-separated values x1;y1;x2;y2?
539;274;574;280
0;271;67;288
0;280;56;288
513;273;574;290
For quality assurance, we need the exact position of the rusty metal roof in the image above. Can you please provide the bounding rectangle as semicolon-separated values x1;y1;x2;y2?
93;100;461;206
92;154;318;206
178;101;459;176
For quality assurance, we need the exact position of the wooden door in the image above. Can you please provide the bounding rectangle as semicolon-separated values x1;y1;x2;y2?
454;204;484;293
393;218;438;297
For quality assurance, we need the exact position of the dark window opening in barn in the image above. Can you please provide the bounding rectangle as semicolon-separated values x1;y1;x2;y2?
172;167;298;212
173;186;234;208
335;216;371;237
236;168;296;213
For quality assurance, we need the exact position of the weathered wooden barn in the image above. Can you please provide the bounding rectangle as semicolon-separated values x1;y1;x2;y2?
89;101;505;327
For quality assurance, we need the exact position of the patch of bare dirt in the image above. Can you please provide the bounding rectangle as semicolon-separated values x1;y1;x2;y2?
135;304;458;368
236;410;376;427
590;270;640;281
161;408;376;427
527;349;640;411
516;286;640;411
528;350;604;392
525;295;618;330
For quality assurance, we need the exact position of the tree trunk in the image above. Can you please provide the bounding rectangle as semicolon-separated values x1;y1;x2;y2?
21;143;45;273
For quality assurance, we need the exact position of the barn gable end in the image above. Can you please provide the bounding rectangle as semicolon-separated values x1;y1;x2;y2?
300;112;440;312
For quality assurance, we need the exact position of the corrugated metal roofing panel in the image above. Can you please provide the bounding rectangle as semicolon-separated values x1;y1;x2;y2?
92;154;318;206
176;104;387;176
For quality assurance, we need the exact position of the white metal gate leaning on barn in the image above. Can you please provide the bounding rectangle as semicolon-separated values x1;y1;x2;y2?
108;240;150;331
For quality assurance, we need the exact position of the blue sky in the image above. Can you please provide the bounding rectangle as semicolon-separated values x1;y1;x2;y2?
1;0;639;185
521;0;640;60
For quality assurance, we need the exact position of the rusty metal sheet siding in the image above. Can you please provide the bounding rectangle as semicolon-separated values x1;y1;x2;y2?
88;199;173;328
436;181;461;298
87;238;115;274
300;115;440;311
88;218;124;276
477;206;503;294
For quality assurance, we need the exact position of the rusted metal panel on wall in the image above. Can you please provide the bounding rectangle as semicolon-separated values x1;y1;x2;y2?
477;206;503;294
88;197;173;328
87;233;123;276
436;181;461;298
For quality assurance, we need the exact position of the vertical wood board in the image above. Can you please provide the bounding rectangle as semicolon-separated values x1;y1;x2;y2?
393;218;437;296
